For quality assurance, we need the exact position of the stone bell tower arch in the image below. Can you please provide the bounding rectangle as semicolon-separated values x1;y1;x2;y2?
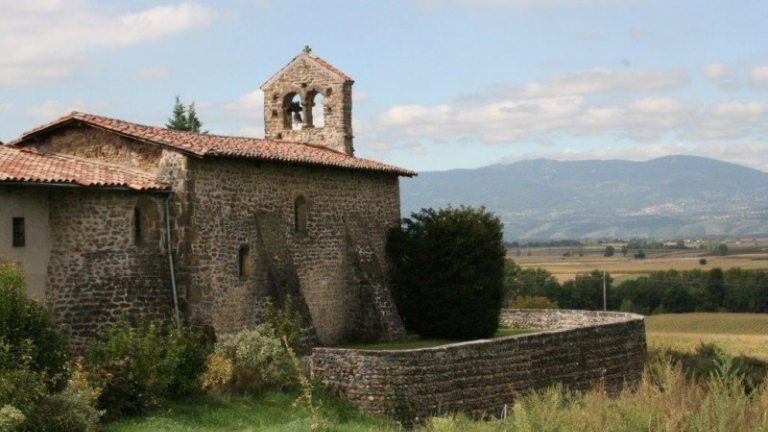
261;46;355;155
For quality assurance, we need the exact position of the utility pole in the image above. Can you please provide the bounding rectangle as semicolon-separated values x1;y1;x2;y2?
603;270;607;311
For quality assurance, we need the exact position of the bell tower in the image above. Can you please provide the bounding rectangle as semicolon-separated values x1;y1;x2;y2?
261;47;355;155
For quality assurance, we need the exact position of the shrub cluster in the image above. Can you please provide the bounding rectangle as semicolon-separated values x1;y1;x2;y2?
0;263;102;431
0;263;68;390
387;206;506;340
82;316;211;420
213;324;297;394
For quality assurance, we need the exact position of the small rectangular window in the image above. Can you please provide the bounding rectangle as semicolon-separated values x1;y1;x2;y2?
134;207;142;246
239;245;251;279
12;217;25;247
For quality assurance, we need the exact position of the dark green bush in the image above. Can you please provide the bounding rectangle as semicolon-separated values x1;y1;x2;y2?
83;316;210;420
0;263;69;391
387;206;506;340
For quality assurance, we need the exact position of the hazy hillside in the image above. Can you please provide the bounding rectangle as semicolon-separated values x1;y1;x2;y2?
400;155;768;239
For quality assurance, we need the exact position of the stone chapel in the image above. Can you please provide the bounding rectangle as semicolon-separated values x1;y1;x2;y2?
0;49;413;347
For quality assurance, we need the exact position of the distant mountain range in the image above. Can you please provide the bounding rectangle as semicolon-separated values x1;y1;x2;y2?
400;155;768;239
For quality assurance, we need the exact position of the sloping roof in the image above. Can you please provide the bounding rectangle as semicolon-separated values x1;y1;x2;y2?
12;112;415;177
0;144;170;191
261;51;355;88
306;53;354;83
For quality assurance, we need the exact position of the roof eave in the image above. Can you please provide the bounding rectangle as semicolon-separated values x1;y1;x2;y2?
0;180;172;193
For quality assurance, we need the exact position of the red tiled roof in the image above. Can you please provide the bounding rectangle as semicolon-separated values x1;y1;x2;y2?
0;144;170;191
307;53;354;83
12;112;415;177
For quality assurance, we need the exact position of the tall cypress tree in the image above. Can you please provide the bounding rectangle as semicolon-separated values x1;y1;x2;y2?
166;96;188;130
166;96;207;133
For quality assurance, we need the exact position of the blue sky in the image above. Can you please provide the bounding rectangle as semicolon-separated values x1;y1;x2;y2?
2;0;768;172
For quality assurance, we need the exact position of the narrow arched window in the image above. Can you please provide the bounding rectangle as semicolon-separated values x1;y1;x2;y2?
134;206;142;246
304;90;324;128
294;196;308;234
239;245;250;279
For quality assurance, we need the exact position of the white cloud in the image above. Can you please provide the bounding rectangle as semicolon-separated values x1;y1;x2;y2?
366;92;768;150
223;90;264;120
373;95;698;145
0;102;13;112
701;62;730;81
497;68;688;99
418;0;633;7
684;100;768;140
498;142;768;172
353;91;370;102
0;1;214;86
24;98;112;119
136;65;170;80
749;65;768;89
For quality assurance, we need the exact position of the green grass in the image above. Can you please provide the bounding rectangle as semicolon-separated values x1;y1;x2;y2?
104;352;768;432
102;391;400;432
335;329;538;351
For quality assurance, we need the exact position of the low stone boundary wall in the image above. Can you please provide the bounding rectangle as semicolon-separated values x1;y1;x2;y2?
308;309;646;424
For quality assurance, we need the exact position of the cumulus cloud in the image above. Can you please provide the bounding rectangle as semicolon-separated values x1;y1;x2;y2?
0;1;213;86
353;91;370;102
364;90;768;153
684;100;768;140
496;68;688;99
749;65;768;89
136;65;171;80
372;94;699;145
24;98;111;119
223;90;264;120
701;62;730;81
498;142;768;172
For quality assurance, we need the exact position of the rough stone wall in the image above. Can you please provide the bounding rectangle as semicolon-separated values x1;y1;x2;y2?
309;310;646;424
262;53;354;155
500;308;637;330
25;126;165;176
183;157;402;345
46;189;174;348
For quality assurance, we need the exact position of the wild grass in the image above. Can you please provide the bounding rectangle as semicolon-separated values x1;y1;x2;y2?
646;313;768;359
104;351;768;432
105;313;768;432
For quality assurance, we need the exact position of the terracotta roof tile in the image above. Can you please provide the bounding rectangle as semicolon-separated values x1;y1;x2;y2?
307;53;354;83
0;144;170;191
12;112;415;177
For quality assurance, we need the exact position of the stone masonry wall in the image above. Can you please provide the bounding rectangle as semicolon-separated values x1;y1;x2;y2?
26;126;165;176
184;157;402;345
309;309;646;424
262;53;354;155
47;189;174;348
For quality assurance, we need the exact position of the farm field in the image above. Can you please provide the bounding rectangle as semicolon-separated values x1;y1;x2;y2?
645;313;768;359
513;243;768;282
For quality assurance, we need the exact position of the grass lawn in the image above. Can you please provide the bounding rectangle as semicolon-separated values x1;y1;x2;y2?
335;328;539;351
645;313;768;360
102;391;400;432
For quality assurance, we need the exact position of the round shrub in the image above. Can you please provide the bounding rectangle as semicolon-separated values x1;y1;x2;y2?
0;263;69;391
83;316;211;419
215;325;296;393
387;206;506;340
